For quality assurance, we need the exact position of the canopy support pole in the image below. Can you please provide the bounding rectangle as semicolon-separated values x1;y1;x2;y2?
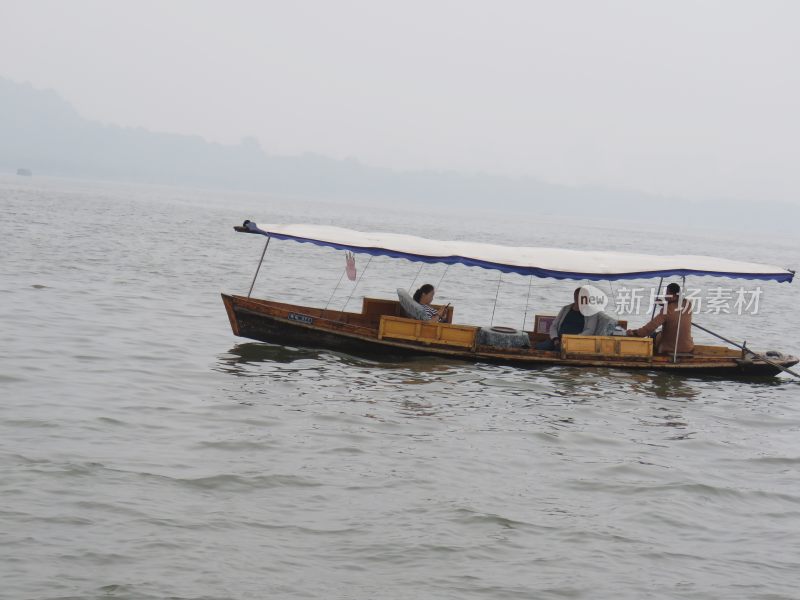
672;276;686;363
651;277;664;320
247;236;271;298
522;275;533;330
339;255;373;319
490;272;502;326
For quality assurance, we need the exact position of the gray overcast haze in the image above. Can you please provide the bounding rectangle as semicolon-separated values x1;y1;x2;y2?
2;0;799;204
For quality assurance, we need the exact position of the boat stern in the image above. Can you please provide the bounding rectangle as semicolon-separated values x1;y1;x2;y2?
736;351;799;377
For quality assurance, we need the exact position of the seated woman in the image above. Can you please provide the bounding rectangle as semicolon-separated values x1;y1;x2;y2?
413;284;448;322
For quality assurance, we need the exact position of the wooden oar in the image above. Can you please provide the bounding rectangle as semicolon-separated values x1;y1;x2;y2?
692;322;800;379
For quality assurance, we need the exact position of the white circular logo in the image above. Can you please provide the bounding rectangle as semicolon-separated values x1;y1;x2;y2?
578;285;608;317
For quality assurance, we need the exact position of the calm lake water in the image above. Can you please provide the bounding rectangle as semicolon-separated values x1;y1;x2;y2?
1;176;799;600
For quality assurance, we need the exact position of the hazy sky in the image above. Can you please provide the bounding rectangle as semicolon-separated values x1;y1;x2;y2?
2;0;799;203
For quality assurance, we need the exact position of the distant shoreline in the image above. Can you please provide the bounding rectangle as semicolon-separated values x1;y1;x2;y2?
2;172;797;245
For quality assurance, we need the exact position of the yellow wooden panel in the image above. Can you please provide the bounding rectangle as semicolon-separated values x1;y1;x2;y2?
380;318;420;341
562;335;652;358
562;336;597;354
419;322;440;338
378;316;476;349
443;327;476;345
598;338;617;355
618;337;653;357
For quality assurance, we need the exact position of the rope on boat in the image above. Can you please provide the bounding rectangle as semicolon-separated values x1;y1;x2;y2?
490;272;503;327
437;264;450;289
408;263;424;292
324;268;347;312
522;275;533;330
339;255;373;319
247;236;271;298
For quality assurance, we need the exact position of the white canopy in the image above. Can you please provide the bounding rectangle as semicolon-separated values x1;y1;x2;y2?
237;222;794;283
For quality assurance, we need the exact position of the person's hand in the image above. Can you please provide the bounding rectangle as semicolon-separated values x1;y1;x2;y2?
552;338;561;349
436;306;448;322
626;329;634;336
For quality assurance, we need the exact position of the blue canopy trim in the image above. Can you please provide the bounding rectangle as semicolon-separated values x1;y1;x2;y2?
235;221;795;283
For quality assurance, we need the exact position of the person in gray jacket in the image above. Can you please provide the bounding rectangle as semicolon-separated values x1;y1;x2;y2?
535;287;599;351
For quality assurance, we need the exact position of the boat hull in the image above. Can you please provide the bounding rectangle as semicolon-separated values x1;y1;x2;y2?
232;303;421;359
222;294;798;378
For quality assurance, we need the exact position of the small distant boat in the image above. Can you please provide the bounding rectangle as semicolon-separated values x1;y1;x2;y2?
222;222;798;378
16;168;32;176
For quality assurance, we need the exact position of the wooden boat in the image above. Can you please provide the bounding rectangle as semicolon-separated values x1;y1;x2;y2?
223;222;798;378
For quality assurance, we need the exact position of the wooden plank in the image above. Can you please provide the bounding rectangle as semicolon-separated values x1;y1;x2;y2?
618;337;653;356
692;344;741;357
378;315;476;348
562;334;652;358
598;338;617;355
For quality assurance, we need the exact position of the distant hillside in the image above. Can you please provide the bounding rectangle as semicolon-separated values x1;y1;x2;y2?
0;77;572;205
0;77;275;189
1;76;798;232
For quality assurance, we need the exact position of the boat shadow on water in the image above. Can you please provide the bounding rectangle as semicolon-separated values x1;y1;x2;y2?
216;341;467;377
217;341;795;406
